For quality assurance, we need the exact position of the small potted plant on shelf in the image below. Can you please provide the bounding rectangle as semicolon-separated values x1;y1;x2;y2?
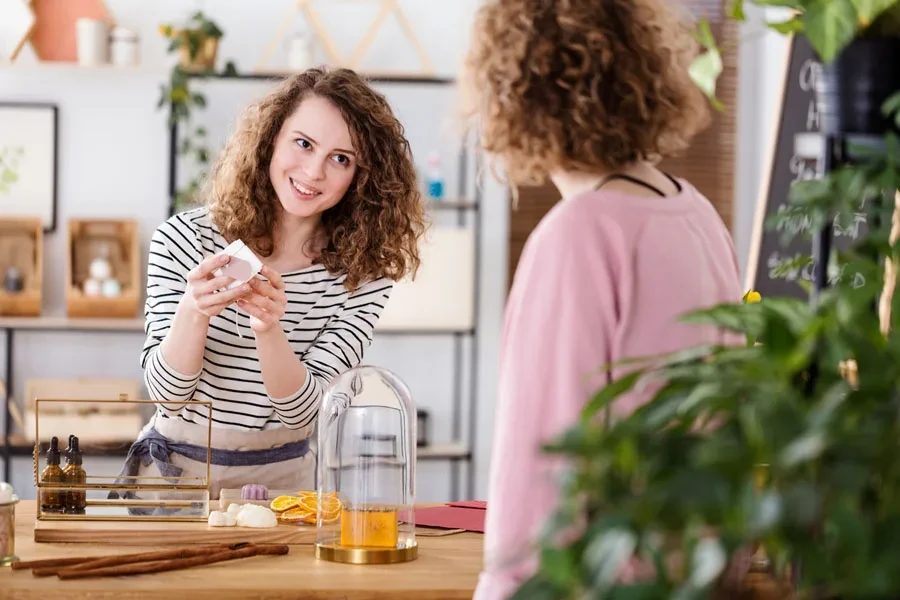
691;0;900;136
156;11;237;213
159;11;223;72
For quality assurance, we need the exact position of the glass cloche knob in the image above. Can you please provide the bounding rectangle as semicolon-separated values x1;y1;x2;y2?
315;365;418;564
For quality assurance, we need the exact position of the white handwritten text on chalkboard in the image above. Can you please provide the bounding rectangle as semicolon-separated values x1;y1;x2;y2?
766;251;866;289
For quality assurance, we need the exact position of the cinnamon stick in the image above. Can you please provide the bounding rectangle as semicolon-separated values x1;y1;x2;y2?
11;556;90;571
56;544;290;580
31;543;244;577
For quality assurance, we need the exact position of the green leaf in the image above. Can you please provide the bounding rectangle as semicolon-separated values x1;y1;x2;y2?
767;15;805;34
1;169;18;184
539;545;580;589
509;575;563;600
780;431;827;467
882;91;900;121
688;538;727;587
729;0;746;20
584;528;638;588
851;0;897;24
192;93;206;108
582;369;646;422
693;18;716;50
688;50;723;100
609;583;667;600
803;0;859;63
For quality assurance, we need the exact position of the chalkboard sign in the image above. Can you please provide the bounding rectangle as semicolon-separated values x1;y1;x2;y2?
744;35;868;298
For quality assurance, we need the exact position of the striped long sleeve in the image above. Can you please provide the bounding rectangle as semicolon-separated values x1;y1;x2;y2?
266;277;393;430
140;216;203;414
138;207;393;434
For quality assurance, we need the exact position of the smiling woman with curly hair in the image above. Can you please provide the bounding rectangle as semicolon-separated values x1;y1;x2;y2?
119;67;426;501
465;1;743;597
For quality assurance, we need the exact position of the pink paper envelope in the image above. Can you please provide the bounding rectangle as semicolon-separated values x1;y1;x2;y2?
447;500;486;510
415;504;487;533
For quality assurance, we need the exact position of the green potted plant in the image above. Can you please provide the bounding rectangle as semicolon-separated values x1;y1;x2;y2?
156;11;237;213
159;11;224;72
691;0;900;135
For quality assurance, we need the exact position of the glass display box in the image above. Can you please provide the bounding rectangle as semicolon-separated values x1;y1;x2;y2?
32;397;211;522
315;366;418;564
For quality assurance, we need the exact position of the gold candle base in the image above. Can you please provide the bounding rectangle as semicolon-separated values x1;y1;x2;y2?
315;543;418;565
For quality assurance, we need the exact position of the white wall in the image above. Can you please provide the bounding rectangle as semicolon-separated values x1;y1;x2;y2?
1;0;795;503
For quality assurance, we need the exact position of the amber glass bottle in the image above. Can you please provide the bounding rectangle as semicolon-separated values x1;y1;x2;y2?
39;436;64;513
63;436;87;514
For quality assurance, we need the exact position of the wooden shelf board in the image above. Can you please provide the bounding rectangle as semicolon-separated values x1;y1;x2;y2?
0;61;166;75
4;435;135;457
244;70;455;85
418;443;470;460
0;316;145;331
0;63;457;86
429;199;478;210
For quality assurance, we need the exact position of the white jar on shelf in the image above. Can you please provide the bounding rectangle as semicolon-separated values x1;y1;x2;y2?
110;27;139;67
76;18;109;66
288;34;314;72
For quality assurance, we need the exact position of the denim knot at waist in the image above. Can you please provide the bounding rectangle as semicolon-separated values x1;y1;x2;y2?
109;427;311;510
119;427;311;480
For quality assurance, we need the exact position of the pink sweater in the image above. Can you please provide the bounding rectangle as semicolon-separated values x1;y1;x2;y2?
474;180;742;599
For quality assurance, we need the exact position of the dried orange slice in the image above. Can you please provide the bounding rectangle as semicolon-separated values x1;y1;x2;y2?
321;511;341;524
279;506;314;522
298;496;319;513
320;496;342;512
270;495;302;512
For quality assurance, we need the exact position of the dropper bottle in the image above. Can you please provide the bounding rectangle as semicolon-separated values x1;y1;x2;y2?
63;436;87;514
39;436;64;513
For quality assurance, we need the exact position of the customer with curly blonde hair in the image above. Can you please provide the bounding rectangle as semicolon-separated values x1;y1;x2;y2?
464;0;742;596
117;67;426;501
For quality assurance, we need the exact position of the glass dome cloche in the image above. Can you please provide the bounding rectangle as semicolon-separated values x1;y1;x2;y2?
315;365;418;564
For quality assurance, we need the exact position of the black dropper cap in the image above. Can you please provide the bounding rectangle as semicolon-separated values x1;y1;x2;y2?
69;436;83;466
65;434;74;462
46;436;60;466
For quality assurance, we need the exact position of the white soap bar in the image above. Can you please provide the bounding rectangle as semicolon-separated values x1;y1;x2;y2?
207;510;236;527
226;502;243;518
236;503;278;528
213;240;264;290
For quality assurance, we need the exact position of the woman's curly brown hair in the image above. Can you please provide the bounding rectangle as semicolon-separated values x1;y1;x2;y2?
461;0;711;188
206;67;426;290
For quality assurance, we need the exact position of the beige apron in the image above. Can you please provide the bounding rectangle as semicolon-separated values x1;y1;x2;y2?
133;413;316;500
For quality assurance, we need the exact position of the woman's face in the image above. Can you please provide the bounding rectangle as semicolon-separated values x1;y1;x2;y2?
268;95;358;221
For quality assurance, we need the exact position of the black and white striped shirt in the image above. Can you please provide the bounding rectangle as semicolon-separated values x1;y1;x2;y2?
140;207;393;435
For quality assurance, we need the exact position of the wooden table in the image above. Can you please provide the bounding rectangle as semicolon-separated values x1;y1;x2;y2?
1;502;484;599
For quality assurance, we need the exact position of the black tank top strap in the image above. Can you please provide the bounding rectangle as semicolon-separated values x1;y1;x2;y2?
593;172;682;197
662;171;683;193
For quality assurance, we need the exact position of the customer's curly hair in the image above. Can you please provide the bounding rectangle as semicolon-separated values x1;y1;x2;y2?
206;67;425;290
461;0;711;187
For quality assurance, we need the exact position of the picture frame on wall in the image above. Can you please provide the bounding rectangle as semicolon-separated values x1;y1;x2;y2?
0;102;59;233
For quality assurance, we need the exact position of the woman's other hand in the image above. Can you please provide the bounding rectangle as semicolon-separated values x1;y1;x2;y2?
239;265;288;333
183;253;252;318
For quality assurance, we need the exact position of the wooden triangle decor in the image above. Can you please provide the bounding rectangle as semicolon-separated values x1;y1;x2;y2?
256;0;434;75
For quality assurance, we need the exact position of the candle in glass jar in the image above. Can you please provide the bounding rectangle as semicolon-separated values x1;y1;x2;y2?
0;482;19;566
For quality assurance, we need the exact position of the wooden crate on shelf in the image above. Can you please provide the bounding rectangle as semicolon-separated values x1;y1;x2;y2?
66;219;141;319
0;217;43;317
24;378;145;444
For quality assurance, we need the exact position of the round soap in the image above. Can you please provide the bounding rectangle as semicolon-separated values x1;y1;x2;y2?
89;258;112;281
